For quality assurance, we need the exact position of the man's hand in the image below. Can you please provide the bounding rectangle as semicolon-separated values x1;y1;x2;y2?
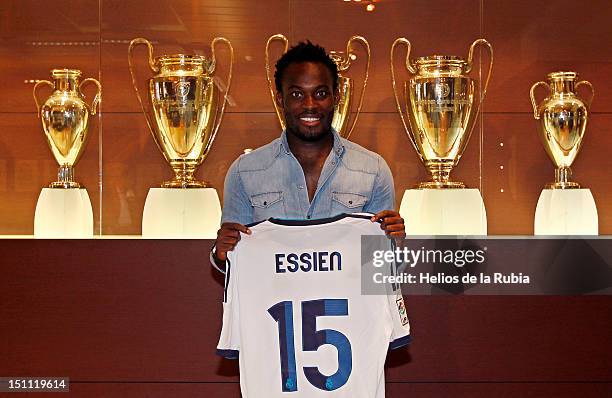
371;210;406;240
214;222;252;262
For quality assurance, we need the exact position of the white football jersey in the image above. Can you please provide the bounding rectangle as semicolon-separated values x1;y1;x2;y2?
217;214;411;397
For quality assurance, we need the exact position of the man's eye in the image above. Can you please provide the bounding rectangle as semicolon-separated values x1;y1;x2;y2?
289;91;303;99
315;90;329;98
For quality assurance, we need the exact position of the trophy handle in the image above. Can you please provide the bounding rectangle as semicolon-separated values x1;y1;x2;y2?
390;37;414;136
576;80;595;108
128;38;160;141
466;38;494;102
79;78;102;116
204;36;234;156
265;34;289;131
32;80;54;114
529;81;549;120
344;35;371;139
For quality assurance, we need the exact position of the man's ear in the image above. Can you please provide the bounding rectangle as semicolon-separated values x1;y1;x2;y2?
275;91;284;110
333;88;340;107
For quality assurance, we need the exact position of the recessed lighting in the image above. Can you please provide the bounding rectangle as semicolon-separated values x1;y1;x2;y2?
366;3;375;11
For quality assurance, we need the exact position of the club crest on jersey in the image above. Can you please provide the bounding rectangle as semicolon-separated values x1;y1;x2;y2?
396;296;409;326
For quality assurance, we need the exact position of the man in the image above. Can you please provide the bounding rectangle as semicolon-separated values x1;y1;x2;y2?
211;41;405;270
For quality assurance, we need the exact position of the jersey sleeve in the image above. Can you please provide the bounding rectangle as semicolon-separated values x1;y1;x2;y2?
387;291;411;349
216;252;240;359
385;254;411;350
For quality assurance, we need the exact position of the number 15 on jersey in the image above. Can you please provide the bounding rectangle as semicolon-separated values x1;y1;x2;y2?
268;298;353;392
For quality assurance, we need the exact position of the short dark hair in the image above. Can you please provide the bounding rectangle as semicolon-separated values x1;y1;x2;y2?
274;40;339;93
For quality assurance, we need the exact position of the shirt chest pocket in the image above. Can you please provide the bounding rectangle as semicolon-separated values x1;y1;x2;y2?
249;191;285;221
250;191;283;208
331;192;368;211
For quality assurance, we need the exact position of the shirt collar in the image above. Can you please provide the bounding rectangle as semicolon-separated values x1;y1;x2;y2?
278;129;345;158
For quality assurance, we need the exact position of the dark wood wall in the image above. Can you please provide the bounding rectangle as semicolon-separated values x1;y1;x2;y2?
0;240;610;396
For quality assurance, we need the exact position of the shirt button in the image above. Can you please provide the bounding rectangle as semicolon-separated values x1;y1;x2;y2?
307;215;311;219
263;201;267;206
331;161;336;165
298;185;304;189
348;200;353;205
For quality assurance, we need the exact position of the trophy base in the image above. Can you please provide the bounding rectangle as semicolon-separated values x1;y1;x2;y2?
34;188;93;238
416;181;466;189
545;181;581;190
49;181;82;189
399;188;487;235
164;164;209;188
423;161;463;189
161;180;210;189
548;167;580;189
534;188;598;235
142;188;221;238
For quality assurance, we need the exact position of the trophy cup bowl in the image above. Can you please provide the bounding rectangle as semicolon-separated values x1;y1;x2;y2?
148;54;217;188
391;39;493;189
33;68;101;188
530;71;593;189
265;34;370;139
128;37;233;188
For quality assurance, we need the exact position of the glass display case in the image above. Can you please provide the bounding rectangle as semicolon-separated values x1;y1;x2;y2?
0;0;609;235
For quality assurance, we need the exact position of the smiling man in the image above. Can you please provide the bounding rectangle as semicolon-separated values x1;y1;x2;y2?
211;41;405;270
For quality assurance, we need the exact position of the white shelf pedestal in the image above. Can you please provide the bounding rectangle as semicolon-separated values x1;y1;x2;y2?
399;188;487;235
534;188;598;235
142;188;221;238
34;188;93;238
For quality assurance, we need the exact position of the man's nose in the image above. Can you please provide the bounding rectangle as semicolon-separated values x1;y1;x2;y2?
303;94;316;109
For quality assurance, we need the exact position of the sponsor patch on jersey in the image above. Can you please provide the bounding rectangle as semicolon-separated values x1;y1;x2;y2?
396;296;409;326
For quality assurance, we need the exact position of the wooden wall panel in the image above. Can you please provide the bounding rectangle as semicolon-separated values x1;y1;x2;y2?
292;0;481;114
483;0;612;113
1;240;610;394
386;383;612;398
9;381;611;397
7;382;612;397
100;0;292;113
0;1;100;113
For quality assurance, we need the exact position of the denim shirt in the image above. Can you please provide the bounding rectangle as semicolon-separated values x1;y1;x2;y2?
221;130;395;225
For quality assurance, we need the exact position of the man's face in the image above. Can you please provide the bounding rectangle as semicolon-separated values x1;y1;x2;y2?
275;61;337;142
